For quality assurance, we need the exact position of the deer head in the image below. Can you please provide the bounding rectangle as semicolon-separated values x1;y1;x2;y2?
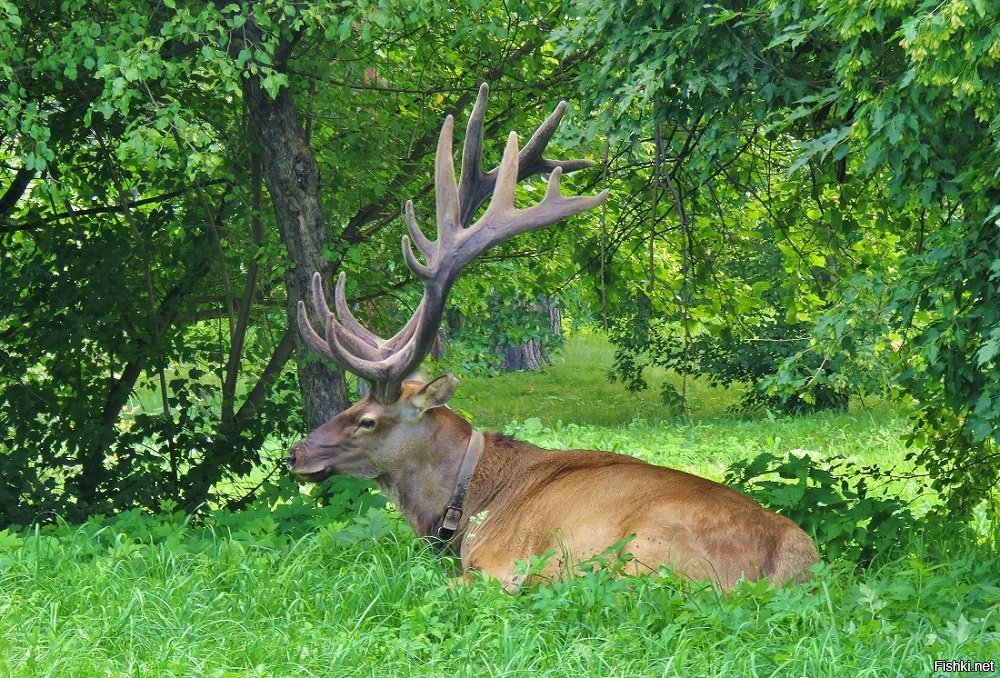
287;84;605;483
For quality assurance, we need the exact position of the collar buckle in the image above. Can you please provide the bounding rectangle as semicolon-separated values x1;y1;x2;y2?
437;505;463;541
432;430;484;546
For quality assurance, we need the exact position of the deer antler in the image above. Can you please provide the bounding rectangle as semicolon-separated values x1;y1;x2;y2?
298;83;607;402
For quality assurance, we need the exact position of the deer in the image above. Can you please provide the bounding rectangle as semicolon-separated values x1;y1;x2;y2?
287;84;819;592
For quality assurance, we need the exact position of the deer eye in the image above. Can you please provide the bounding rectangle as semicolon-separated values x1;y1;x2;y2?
358;418;376;430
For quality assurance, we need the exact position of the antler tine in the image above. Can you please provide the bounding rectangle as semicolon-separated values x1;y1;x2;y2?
489;164;609;237
383;301;425;349
402;235;434;281
403;201;436;282
458;86;599;227
310;271;378;351
378;290;448;382
298;274;384;372
435;114;461;241
519;101;596;176
459;134;608;262
309;271;333;323
404;200;434;258
332;272;382;349
479;131;521;226
325;312;384;364
323;314;391;383
324;305;430;402
518;101;569;172
457;83;490;226
297;300;336;362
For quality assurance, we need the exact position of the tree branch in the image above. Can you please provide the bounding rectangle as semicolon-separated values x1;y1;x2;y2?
8;180;227;232
233;327;295;428
0;167;34;217
223;150;265;424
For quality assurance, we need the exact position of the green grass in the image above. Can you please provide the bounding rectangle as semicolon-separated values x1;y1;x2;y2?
452;331;915;493
448;330;746;427
1;333;998;676
1;504;997;676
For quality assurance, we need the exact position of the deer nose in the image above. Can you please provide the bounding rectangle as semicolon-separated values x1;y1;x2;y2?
285;446;299;470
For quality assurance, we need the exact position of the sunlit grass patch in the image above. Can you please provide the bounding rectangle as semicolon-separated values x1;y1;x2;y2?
450;330;745;428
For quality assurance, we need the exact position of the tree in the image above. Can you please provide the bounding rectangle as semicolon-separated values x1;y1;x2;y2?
555;0;1000;508
0;0;306;520
0;0;599;524
494;298;563;372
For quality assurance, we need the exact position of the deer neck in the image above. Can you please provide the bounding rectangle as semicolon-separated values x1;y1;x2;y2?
375;412;478;539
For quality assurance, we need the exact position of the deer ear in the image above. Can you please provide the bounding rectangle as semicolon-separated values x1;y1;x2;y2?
410;374;459;413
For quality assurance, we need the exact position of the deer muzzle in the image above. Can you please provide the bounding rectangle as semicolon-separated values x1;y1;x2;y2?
285;441;335;482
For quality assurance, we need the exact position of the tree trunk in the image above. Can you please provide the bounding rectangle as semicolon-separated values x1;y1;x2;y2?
243;76;348;429
497;298;562;372
499;338;548;371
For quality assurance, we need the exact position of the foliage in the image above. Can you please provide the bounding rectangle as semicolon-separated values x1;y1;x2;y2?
608;294;850;413
0;0;309;522
555;0;1000;509
551;2;888;414
726;451;918;565
0;0;599;525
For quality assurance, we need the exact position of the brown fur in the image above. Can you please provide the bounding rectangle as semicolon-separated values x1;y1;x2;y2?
286;378;819;591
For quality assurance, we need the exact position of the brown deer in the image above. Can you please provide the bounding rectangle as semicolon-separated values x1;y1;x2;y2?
287;84;819;591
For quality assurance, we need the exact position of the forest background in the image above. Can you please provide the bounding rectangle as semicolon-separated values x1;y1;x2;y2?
2;0;999;543
3;1;1000;672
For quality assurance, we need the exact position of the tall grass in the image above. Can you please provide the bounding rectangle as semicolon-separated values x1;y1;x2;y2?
1;333;997;675
1;505;997;676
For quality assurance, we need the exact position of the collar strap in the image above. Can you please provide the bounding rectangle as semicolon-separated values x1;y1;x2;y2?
435;430;485;543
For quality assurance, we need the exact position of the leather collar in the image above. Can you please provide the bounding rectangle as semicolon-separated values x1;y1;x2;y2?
434;429;484;545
